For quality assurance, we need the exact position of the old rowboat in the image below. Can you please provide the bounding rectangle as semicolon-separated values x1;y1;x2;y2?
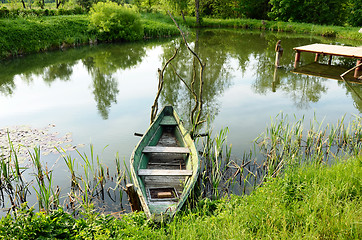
130;106;200;219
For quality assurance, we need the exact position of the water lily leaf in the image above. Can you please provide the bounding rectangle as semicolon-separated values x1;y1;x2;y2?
0;125;85;163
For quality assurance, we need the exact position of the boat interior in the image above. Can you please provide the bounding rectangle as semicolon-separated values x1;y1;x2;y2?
136;112;194;211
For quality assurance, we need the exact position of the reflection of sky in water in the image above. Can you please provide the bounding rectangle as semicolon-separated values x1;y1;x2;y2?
0;47;165;168
0;33;360;170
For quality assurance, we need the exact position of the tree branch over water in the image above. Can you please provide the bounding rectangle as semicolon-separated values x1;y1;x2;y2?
167;11;206;136
150;48;179;123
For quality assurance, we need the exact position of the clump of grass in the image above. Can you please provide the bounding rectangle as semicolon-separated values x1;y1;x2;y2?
59;144;129;214
165;155;361;239
182;16;362;40
0;134;29;212
200;127;232;199
198;114;361;201
29;147;59;214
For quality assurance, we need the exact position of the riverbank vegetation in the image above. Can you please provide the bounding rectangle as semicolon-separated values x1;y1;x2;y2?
0;114;361;238
1;0;362;59
0;155;360;239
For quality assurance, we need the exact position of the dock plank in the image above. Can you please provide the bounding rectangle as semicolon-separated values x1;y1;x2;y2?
293;44;362;58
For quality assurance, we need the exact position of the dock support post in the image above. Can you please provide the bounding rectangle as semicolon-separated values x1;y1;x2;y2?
315;53;320;62
126;184;142;212
275;51;282;67
328;55;333;65
354;59;362;78
294;51;301;68
274;40;283;67
272;67;280;92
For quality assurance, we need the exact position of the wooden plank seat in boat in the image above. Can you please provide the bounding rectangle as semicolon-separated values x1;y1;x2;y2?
138;169;193;176
143;146;190;154
159;116;177;126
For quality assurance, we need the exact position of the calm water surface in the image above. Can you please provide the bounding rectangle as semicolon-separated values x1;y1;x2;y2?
0;29;361;211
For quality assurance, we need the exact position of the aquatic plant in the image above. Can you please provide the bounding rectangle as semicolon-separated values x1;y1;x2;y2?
0;125;78;163
59;144;129;214
30;147;59;214
199;114;361;200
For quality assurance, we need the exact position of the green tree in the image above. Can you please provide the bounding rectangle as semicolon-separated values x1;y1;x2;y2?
76;0;95;11
201;0;239;18
162;0;189;21
235;0;270;19
346;0;362;27
195;0;200;25
134;0;158;12
268;0;349;25
89;1;143;41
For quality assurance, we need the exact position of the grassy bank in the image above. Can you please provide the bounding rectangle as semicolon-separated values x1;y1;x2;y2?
187;17;362;40
0;15;90;58
1;155;360;239
1;12;362;60
0;13;180;59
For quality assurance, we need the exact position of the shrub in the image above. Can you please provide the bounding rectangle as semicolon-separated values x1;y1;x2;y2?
89;1;143;42
0;7;9;18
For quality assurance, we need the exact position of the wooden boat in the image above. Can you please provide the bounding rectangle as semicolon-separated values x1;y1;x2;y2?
130;105;200;219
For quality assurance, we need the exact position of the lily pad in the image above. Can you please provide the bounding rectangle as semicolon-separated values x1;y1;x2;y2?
0;125;85;163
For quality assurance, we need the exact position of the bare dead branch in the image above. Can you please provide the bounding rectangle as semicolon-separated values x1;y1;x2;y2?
168;11;206;137
150;48;179;123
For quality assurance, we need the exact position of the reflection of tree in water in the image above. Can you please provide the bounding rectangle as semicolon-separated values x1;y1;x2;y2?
247;33;329;109
82;43;146;119
338;81;362;113
0;77;15;96
282;74;328;109
0;43;146;120
82;56;119;120
0;47;85;97
93;70;118;119
159;30;232;130
252;63;328;109
42;63;74;84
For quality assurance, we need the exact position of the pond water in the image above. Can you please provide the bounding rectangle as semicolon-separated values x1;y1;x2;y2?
0;28;361;213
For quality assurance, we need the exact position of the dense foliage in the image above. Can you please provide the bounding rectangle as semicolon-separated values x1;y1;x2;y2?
89;1;143;41
0;156;360;239
1;0;361;26
347;0;362;27
268;0;348;26
0;6;85;18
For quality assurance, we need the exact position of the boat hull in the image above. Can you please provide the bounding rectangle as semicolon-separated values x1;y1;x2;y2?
130;106;200;219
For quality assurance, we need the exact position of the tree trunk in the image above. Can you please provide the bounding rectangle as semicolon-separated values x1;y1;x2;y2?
195;0;200;26
56;0;62;9
181;10;186;23
21;0;26;9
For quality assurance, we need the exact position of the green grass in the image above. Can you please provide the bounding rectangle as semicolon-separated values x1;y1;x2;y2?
1;13;361;59
140;13;180;38
179;16;362;40
1;155;360;239
0;15;90;58
0;13;181;59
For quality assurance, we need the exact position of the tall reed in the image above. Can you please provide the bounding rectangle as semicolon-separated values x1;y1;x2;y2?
0;135;29;212
29;147;59;214
59;144;129;214
199;114;361;201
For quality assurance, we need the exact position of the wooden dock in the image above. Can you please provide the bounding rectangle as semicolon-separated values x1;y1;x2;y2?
293;43;362;78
